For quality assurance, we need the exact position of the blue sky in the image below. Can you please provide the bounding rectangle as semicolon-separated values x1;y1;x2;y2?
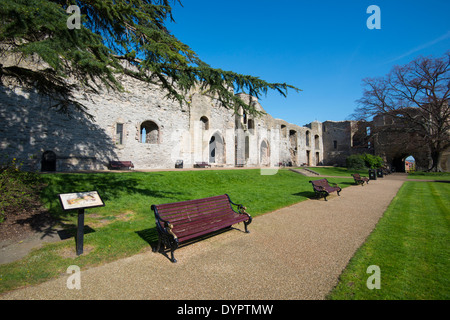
167;0;450;126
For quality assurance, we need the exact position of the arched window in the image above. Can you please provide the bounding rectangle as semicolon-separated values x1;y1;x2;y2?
314;135;320;150
200;116;209;130
289;130;297;147
306;131;310;147
140;121;159;144
281;125;287;137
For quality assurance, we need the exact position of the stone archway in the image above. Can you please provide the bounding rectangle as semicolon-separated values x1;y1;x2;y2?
140;120;159;144
391;152;425;172
260;139;270;166
209;132;225;164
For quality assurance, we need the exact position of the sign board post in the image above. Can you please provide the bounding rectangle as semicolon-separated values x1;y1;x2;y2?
58;191;105;256
76;208;85;255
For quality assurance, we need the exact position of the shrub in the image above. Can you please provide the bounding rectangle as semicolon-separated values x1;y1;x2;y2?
362;153;384;169
0;158;41;223
346;153;384;170
346;154;366;170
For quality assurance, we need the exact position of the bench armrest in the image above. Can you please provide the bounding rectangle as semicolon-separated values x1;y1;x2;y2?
226;194;252;221
227;196;245;213
152;205;176;235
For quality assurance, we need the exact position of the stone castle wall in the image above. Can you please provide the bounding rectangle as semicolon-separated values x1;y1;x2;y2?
0;73;323;172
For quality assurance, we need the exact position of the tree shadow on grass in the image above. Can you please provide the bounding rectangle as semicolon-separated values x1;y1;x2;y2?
40;172;184;220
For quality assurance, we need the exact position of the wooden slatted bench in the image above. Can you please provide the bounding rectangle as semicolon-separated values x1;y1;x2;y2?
151;194;252;263
309;178;342;201
194;162;211;168
109;161;134;170
352;173;369;186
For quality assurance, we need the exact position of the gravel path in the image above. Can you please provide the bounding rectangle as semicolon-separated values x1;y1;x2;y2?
1;174;406;300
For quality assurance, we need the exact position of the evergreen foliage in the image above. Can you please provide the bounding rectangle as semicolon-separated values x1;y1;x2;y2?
346;153;383;170
0;0;300;116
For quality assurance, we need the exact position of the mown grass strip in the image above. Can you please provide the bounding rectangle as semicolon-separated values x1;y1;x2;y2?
327;181;450;300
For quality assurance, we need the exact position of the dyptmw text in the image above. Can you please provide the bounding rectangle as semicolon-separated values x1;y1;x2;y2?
177;304;274;317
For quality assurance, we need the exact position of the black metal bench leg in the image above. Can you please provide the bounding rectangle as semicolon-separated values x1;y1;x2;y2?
244;220;251;233
170;249;177;263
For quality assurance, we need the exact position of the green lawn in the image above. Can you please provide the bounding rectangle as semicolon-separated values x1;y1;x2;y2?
408;171;450;181
328;181;450;300
304;166;370;177
0;169;353;294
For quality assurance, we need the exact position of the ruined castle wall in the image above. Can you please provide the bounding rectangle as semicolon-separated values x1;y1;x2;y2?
321;121;354;166
1;76;324;171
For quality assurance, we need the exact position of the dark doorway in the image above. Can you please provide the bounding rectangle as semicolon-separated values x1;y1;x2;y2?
392;156;406;173
41;151;56;172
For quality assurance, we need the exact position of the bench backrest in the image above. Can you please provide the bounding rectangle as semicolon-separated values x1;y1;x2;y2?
153;195;235;226
153;194;247;242
310;178;329;189
352;173;361;179
110;161;133;166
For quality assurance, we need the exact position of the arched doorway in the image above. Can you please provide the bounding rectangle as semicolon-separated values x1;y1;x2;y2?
404;155;416;172
392;154;416;173
41;151;56;172
209;132;225;164
260;140;270;166
140;121;159;144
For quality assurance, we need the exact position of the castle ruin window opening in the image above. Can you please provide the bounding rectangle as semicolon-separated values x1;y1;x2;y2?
306;131;310;147
314;134;320;150
140;121;159;144
200;116;209;130
248;119;255;134
281;125;287;137
116;123;124;145
289;130;297;147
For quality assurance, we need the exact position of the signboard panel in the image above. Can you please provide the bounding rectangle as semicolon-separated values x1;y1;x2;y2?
59;191;105;211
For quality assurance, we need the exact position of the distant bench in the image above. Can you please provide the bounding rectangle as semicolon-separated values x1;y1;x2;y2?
109;161;134;170
151;194;252;263
352;173;369;186
194;162;211;168
309;178;342;201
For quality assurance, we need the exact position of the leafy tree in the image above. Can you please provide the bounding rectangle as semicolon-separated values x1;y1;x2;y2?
0;0;300;117
353;52;450;171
